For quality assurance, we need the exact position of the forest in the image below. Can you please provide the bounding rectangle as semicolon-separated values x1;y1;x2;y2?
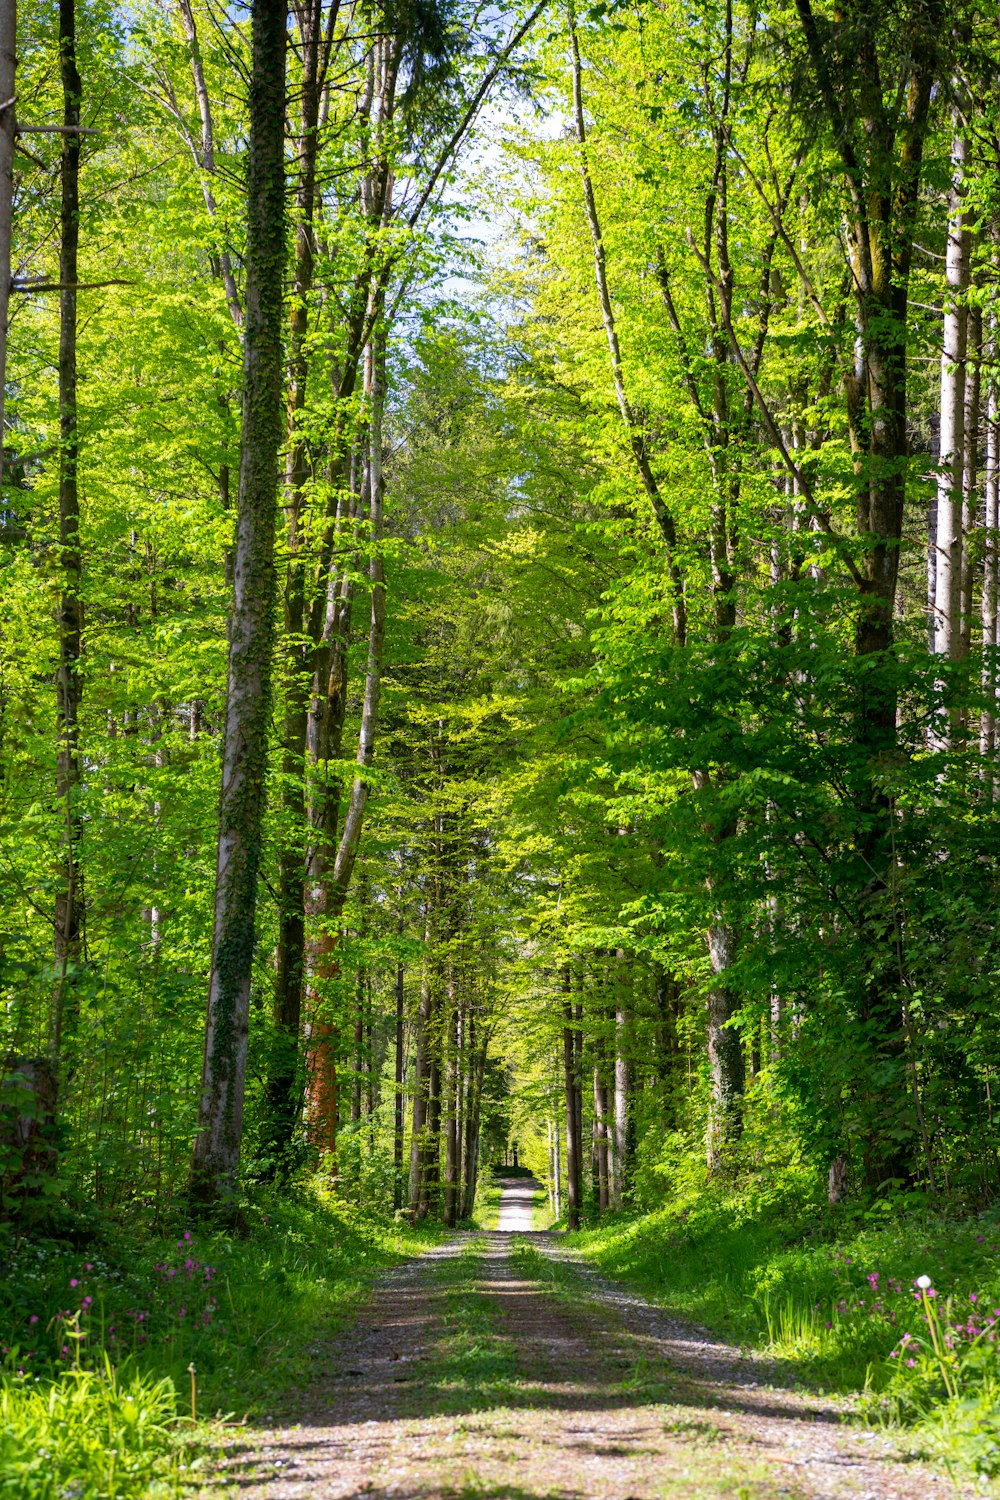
5;0;1000;1492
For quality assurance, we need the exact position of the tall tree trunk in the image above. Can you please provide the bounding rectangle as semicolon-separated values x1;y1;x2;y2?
552;1099;562;1220
933;118;969;669
189;0;286;1205
982;326;999;786
462;1019;487;1219
52;0;84;1070
561;967;581;1230
443;973;459;1227
613;983;630;1206
264;0;324;1158
351;966;363;1123
0;0;14;494
706;920;745;1172
960;305;981;663
593;1062;609;1212
393;953;405;1211
408;927;431;1217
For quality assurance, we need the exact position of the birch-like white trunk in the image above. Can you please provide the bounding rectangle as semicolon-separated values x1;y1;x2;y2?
933;123;970;665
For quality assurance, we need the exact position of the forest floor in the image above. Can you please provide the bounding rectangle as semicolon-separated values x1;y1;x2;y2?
212;1179;986;1500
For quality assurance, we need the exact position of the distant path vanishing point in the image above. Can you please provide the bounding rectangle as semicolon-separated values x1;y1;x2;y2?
226;1178;970;1500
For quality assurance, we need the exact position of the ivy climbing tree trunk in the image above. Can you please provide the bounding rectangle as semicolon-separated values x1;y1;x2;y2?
52;0;84;1072
189;0;287;1206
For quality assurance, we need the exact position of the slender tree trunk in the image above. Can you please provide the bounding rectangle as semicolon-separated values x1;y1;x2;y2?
189;0;286;1205
0;0;14;495
706;919;745;1171
462;1021;487;1219
393;954;405;1211
552;1102;562;1220
351;966;363;1123
933;118;969;668
613;988;630;1206
52;0;84;1070
982;332;999;786
593;1063;609;1212
562;967;581;1230
961;304;981;663
408;930;431;1217
443;973;459;1227
423;1057;441;1217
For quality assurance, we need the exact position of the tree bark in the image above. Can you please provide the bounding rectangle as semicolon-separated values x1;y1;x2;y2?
393;953;405;1210
51;0;84;1071
443;972;459;1227
407;927;431;1217
263;0;325;1158
961;304;981;663
613;987;630;1206
561;966;581;1230
189;0;286;1206
933;117;970;668
593;1062;609;1212
0;0;14;496
982;327;999;785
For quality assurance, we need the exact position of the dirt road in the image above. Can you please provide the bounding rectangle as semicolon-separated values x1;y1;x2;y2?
225;1178;976;1499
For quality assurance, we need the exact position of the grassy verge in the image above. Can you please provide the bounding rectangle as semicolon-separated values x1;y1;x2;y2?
474;1178;503;1229
0;1181;442;1497
564;1181;1000;1477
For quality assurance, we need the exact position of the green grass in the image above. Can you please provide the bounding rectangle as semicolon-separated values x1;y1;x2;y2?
0;1179;444;1497
564;1181;1000;1476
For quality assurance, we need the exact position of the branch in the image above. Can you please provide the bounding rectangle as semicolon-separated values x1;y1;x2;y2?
405;0;549;232
12;278;134;292
16;123;102;136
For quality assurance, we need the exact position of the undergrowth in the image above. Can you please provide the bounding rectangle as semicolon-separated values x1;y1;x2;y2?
0;1179;443;1497
566;1176;1000;1478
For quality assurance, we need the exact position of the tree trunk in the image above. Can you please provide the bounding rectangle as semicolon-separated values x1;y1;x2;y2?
593;1063;609;1212
408;932;431;1217
561;967;581;1230
933;117;969;668
961;304;981;663
613;990;630;1206
189;0;286;1206
351;967;363;1123
552;1103;562;1220
443;975;459;1227
706;919;745;1172
263;0;324;1158
393;955;405;1210
982;332;999;785
52;0;84;1071
0;0;14;496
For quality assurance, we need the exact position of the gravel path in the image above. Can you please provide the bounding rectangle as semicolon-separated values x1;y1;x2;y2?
221;1179;985;1499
